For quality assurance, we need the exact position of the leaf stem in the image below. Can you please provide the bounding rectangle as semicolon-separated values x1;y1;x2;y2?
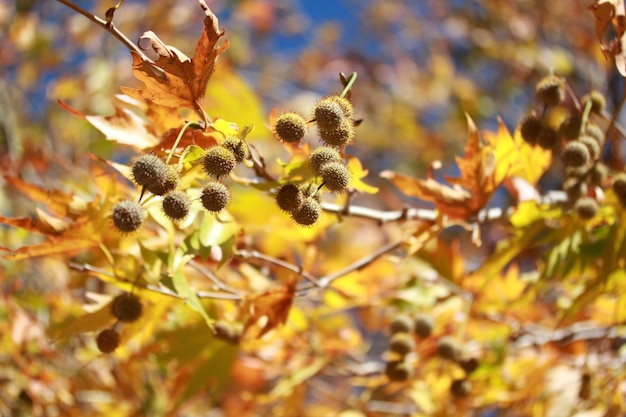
340;73;358;98
166;120;195;165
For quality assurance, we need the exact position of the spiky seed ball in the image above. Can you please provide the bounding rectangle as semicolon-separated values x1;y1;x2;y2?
111;293;143;323
131;154;167;188
276;183;303;213
203;146;237;179
319;118;355;147
589;163;608;186
563;178;587;202
535;74;565;107
585;123;605;145
200;182;231;213
581;90;606;114
537;127;559;151
222;136;249;163
328;95;354;118
309;146;342;176
520;114;543;145
575;197;599;219
162;190;191;220
579;135;601;161
563;141;590;168
96;328;120;354
274;112;307;144
112;200;145;233
437;336;461;362
320;161;350;192
389;332;416;356
558;115;582;140
460;358;479;375
300;183;322;202
390;314;415;334
314;98;345;131
385;360;413;382
213;320;243;344
414;313;435;338
146;165;178;196
291;197;321;226
450;379;471;398
613;174;626;207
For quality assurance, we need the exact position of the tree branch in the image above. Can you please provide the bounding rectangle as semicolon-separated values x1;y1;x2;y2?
55;0;154;64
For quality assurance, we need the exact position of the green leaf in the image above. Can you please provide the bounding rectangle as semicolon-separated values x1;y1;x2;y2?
50;303;115;340
172;265;214;329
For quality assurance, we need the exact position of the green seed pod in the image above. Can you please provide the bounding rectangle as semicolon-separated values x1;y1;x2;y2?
520;114;543;146
309;146;342;176
562;141;590;168
589;163;608;186
450;379;472;398
162;190;191;220
111;293;143;323
389;332;416;356
319;161;350;192
291;197;321;226
203;146;237;179
146;165;178;196
557;115;582;140
319;118;355;148
131;154;167;188
200;182;231;213
274;112;307;144
537;127;559;151
385;360;413;382
584;123;605;146
414;313;435;338
575;196;598;219
390;314;415;334
112;200;145;233
613;173;626;207
328;95;354;118
276;183;304;213
96;328;120;354
437;336;461;362
581;90;606;114
314;98;345;131
535;74;565;107
222;136;250;163
563;177;587;202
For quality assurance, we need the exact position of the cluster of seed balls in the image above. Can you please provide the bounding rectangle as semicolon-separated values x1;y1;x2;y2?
110;136;250;233
519;75;626;218
385;313;477;398
95;292;143;353
273;95;355;226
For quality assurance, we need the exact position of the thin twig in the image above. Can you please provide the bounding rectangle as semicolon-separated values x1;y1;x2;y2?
187;260;244;296
235;249;323;287
55;0;154;64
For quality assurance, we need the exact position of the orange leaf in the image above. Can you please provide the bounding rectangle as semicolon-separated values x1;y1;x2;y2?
2;237;97;260
120;0;229;123
379;171;471;219
244;281;296;338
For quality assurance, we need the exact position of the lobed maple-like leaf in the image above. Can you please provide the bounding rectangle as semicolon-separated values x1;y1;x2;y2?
588;0;626;76
243;280;296;338
382;116;551;220
120;0;230;124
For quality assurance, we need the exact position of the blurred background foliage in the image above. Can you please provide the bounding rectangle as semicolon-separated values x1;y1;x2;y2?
1;0;624;416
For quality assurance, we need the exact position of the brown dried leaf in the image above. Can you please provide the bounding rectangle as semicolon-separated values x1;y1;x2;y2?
120;0;229;123
244;281;296;338
379;171;472;219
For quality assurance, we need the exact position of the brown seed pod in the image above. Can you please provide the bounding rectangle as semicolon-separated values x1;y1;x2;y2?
112;200;145;233
96;328;120;354
274;112;307;144
535;74;565;107
203;146;237;179
111;293;143;323
200;182;231;213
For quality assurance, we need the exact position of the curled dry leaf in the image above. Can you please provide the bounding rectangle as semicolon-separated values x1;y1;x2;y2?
120;0;230;124
588;0;626;76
